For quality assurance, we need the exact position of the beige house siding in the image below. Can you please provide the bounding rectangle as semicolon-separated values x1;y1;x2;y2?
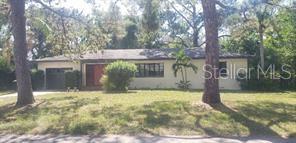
37;58;248;90
37;61;81;89
38;61;81;71
128;59;247;90
219;59;248;90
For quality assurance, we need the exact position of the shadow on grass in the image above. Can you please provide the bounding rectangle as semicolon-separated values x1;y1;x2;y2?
235;101;296;137
0;103;17;120
0;97;295;138
103;91;138;94
129;89;294;94
98;101;296;138
0;90;16;96
0;96;104;134
184;102;295;138
210;104;282;137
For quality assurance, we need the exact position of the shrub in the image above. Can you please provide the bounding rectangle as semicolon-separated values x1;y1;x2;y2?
0;58;14;89
31;69;44;90
65;70;81;89
176;80;192;90
0;58;10;71
101;61;137;92
0;70;14;89
239;78;281;91
279;72;296;90
100;75;113;91
237;72;283;91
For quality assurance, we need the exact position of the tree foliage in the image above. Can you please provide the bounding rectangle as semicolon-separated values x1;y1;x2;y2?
168;0;203;47
172;49;198;89
121;19;139;49
225;0;296;90
140;0;160;49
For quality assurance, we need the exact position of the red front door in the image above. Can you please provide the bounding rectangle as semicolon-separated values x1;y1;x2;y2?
86;64;106;87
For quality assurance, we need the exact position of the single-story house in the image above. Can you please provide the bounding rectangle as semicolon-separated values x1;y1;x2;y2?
34;48;249;90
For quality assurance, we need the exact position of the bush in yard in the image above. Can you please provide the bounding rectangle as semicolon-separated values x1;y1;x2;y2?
101;61;137;92
65;70;81;89
31;69;44;90
0;70;13;89
100;75;113;91
239;78;281;91
237;72;281;91
0;58;14;89
280;72;296;90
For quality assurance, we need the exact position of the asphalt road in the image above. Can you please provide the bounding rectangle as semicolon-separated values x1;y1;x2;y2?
0;135;295;143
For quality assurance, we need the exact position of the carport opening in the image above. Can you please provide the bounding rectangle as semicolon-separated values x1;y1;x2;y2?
45;68;72;90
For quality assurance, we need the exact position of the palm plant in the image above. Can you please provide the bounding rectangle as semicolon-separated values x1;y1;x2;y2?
172;49;198;89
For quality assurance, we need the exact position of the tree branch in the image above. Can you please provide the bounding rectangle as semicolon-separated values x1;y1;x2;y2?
177;1;194;15
197;34;231;48
175;35;189;47
218;34;231;38
264;1;296;10
171;3;194;28
32;0;88;26
215;0;229;9
197;23;204;32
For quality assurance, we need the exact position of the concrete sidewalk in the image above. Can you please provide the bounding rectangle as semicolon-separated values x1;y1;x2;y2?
0;91;60;99
0;135;295;143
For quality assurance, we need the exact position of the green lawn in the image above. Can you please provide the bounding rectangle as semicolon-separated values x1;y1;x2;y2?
0;90;295;138
0;90;14;96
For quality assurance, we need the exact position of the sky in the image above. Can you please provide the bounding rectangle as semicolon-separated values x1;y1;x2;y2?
61;0;92;14
59;0;131;15
54;0;296;16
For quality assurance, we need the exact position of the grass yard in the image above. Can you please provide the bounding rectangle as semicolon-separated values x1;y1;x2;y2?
0;90;295;138
0;90;14;96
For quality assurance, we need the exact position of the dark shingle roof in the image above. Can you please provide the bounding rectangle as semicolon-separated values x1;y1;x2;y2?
34;48;249;62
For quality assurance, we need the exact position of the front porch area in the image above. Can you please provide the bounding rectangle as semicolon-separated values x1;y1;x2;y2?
84;64;106;90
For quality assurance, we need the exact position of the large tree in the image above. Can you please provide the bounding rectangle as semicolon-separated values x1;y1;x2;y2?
170;0;203;47
140;0;160;49
121;19;139;49
242;0;276;69
9;0;34;106
104;1;124;49
8;0;107;106
201;0;221;104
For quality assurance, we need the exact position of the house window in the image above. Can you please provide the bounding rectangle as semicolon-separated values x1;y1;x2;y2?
219;62;227;77
136;63;164;77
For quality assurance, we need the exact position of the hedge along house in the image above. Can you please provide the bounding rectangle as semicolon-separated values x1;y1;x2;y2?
34;48;249;90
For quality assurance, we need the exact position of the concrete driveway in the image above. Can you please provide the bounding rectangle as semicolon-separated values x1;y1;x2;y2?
0;135;295;143
0;91;60;99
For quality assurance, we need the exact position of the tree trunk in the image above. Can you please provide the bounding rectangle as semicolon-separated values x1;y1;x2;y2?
193;29;199;47
192;6;199;47
201;0;221;104
181;67;185;82
10;0;35;106
259;24;265;69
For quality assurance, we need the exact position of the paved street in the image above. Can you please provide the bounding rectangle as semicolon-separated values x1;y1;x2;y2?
0;135;295;143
